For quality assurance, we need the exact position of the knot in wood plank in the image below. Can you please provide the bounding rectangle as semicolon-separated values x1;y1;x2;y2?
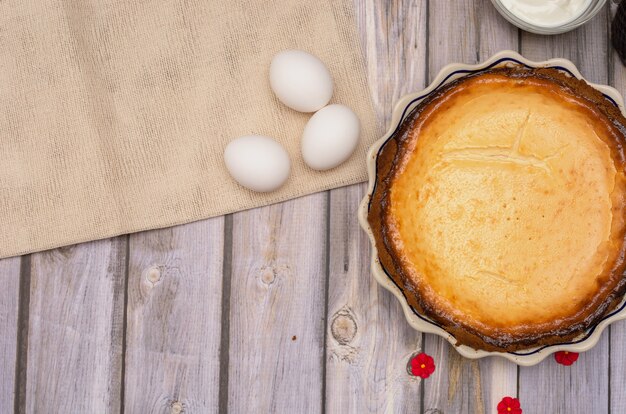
260;265;277;285
258;263;290;286
170;401;184;414
330;308;357;345
144;265;162;286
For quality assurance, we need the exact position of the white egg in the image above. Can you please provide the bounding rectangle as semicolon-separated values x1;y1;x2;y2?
301;104;360;171
224;135;291;192
270;50;333;113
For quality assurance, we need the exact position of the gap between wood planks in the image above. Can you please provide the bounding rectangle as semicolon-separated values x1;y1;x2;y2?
119;235;131;414
13;255;31;414
218;214;233;414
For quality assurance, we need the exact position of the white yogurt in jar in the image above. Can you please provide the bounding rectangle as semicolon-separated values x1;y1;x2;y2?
499;0;592;27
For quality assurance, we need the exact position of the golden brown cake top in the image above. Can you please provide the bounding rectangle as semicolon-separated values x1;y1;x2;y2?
368;67;626;351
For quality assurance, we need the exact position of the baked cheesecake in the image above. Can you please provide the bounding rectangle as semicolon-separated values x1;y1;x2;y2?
368;67;626;351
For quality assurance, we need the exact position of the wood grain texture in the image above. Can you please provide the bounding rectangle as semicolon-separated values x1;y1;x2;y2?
518;11;611;414
325;184;423;414
423;1;519;413
521;10;609;85
423;343;516;414
609;3;626;412
323;1;426;413
0;257;20;413
610;323;626;411
356;0;427;122
25;239;126;413
227;193;327;413
124;219;225;413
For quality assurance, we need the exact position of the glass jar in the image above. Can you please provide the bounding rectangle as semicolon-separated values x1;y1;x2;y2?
490;0;608;35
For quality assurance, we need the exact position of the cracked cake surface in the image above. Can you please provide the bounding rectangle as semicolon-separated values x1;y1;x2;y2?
368;67;626;351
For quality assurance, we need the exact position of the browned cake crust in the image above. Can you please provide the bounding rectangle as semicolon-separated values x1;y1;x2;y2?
368;66;626;352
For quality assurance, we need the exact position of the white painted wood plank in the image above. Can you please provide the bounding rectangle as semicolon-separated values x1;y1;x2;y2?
520;335;610;414
425;340;518;414
428;0;519;83
25;238;126;413
480;357;518;413
424;2;519;413
610;323;626;411
326;184;424;414
323;1;426;413
0;257;21;413
228;193;327;413
357;0;427;122
518;11;611;414
123;219;224;413
521;13;609;85
608;3;626;412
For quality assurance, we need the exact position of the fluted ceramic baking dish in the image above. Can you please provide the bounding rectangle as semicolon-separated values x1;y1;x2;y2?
358;50;626;366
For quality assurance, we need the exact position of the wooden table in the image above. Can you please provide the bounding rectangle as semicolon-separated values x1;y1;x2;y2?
1;1;625;413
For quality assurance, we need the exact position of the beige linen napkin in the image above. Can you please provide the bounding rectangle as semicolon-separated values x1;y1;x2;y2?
0;0;380;258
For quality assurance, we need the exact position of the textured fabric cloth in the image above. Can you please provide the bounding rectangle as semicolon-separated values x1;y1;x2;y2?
0;0;380;258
